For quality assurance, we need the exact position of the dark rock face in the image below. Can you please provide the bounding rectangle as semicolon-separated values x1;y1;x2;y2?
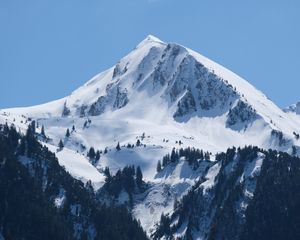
226;100;258;129
86;85;129;117
173;90;196;118
113;87;129;109
88;96;107;116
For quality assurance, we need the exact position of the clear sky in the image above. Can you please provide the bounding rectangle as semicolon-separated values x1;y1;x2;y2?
0;0;299;108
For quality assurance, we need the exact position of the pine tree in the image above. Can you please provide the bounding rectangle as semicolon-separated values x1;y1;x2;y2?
30;121;36;135
58;139;64;150
171;148;178;162
157;160;162;172
72;125;75;132
292;146;297;156
88;147;96;159
104;147;108;154
204;151;210;160
65;128;70;138
136;139;141;147
116;142;121;151
41;125;45;137
95;150;100;161
104;166;111;178
18;137;26;155
136;166;143;187
85;180;94;193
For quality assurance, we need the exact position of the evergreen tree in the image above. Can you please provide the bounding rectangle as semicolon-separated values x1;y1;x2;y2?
72;125;75;132
30;121;36;135
104;166;110;177
162;154;170;167
88;147;96;159
204;151;210;160
65;128;70;138
25;122;38;157
171;148;178;162
116;142;121;151
95;150;100;161
18;137;26;156
136;139;141;147
104;166;111;182
41;125;45;137
85;180;94;193
155;214;171;238
0;124;148;240
136;166;143;187
157;160;162;172
58;139;64;150
104;147;108;154
292;146;297;156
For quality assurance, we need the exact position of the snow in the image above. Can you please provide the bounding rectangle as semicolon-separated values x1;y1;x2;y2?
201;162;221;193
1;35;300;234
236;153;265;215
54;188;66;208
44;143;105;191
243;153;264;179
133;158;210;235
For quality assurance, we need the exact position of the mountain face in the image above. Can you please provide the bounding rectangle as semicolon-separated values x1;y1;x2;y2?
0;124;147;240
153;146;300;240
1;35;300;239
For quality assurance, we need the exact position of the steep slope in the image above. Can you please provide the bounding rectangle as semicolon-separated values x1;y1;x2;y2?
0;123;148;240
1;35;300;235
153;147;300;240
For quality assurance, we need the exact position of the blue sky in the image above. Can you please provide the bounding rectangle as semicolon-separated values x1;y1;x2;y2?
0;0;299;108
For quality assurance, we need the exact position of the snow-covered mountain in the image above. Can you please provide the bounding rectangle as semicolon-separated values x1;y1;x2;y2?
1;35;300;237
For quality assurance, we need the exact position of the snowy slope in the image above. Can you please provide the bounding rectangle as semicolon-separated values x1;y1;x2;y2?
1;35;300;235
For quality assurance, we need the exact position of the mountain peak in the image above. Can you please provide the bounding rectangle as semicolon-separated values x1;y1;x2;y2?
136;35;164;48
4;36;300;157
